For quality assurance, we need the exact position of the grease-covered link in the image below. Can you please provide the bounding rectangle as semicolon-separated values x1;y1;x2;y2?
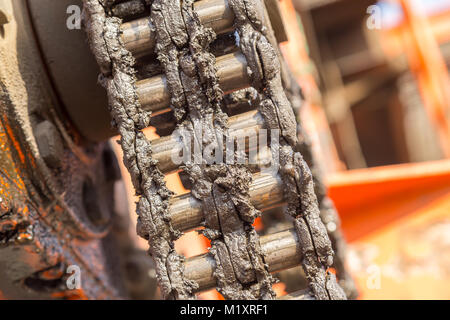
112;0;147;18
136;52;250;112
184;229;302;292
227;0;346;299
121;0;235;57
151;110;265;173
151;0;277;299
83;0;198;300
169;172;285;232
83;0;348;301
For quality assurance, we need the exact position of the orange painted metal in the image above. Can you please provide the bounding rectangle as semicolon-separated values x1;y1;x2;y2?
400;0;450;157
382;7;450;56
327;160;450;299
0;113;94;300
328;159;450;242
380;0;450;157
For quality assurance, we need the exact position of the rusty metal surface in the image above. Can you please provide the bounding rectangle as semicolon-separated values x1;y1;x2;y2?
0;0;155;299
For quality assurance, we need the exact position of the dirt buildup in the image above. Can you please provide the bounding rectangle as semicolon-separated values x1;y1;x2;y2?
83;0;347;300
83;0;197;299
228;0;346;300
112;0;147;18
151;0;276;299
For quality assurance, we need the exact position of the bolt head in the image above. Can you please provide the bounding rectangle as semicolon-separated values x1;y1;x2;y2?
34;120;64;168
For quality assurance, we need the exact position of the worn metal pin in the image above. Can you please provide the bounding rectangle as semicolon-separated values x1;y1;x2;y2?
135;51;250;113
184;228;302;292
169;172;285;232
121;0;235;57
151;109;265;173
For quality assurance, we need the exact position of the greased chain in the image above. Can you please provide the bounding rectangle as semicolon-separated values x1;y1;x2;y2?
283;35;356;299
84;0;276;299
83;0;347;300
296;115;358;299
151;0;277;299
83;0;197;299
228;0;346;299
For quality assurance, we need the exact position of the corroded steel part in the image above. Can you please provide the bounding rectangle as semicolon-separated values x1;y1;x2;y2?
0;0;157;299
169;172;285;232
136;51;250;112
184;229;302;292
151;109;265;173
122;0;235;57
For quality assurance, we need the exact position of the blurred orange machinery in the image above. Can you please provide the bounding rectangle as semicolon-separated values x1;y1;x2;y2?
285;0;450;299
382;0;450;157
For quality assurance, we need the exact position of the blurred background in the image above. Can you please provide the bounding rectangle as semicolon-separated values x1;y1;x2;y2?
288;0;450;299
114;0;450;299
